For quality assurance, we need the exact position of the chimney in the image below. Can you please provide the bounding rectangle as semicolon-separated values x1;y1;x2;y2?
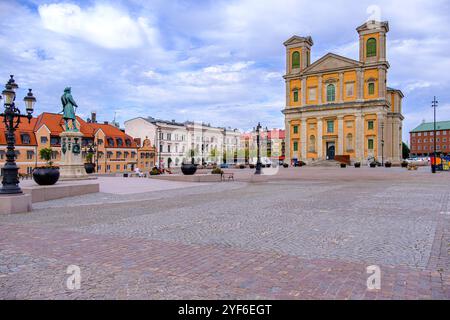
104;121;109;125
91;112;97;123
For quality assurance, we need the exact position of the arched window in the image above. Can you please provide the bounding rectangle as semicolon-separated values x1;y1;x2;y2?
346;133;353;151
326;84;335;102
308;135;316;152
293;89;299;102
292;51;300;69
366;38;377;57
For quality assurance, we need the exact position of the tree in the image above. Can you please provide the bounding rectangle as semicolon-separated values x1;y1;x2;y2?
402;142;410;159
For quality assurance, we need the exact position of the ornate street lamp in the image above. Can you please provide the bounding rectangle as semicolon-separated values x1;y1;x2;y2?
0;75;35;194
431;96;438;174
255;122;262;175
83;143;98;172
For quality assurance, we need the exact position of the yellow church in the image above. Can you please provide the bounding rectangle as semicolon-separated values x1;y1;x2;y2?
282;20;404;165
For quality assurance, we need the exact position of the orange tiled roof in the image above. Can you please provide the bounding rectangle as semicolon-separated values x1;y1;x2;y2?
1;112;137;149
88;123;138;148
0;116;38;146
34;112;95;137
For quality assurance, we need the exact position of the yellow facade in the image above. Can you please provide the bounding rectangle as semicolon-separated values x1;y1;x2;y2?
283;21;404;164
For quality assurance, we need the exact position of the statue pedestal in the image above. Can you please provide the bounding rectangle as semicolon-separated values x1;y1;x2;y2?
59;131;92;181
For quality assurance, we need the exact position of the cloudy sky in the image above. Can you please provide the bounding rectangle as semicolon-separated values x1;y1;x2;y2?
1;0;449;142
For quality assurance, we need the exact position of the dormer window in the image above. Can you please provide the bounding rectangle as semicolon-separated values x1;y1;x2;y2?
292;51;300;69
21;133;30;144
107;138;114;146
125;139;131;147
116;138;123;147
366;38;377;57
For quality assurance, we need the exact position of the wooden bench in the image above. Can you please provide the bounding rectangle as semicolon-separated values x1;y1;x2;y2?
221;172;234;181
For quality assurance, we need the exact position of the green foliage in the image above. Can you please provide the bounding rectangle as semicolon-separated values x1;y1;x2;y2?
402;142;410;159
211;167;223;174
39;147;53;166
150;167;161;175
85;152;93;163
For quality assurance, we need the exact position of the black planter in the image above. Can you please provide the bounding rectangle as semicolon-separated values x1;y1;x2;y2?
84;163;95;174
283;163;289;168
354;162;361;168
401;161;408;168
340;163;347;168
385;162;392;168
32;167;60;185
370;162;377;168
181;163;197;175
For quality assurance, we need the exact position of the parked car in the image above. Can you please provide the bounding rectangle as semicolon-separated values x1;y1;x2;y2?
220;163;229;169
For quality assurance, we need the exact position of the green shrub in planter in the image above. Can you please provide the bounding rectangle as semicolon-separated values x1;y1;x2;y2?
354;162;361;168
211;167;223;174
401;161;408;168
370;162;377;168
385;161;392;168
340;163;347;168
150;167;161;175
283;163;288;168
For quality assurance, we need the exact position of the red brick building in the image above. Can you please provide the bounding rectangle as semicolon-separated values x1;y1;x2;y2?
409;121;450;156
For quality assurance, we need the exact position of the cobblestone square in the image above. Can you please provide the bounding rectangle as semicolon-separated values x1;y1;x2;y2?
0;167;449;299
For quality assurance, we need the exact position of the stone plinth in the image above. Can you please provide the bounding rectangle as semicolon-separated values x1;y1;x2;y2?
0;193;32;214
150;174;221;182
22;181;99;203
59;130;91;181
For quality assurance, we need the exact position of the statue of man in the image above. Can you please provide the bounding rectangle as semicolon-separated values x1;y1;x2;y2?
61;87;78;131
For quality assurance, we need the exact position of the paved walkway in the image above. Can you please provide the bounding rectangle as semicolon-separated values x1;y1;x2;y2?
1;167;449;299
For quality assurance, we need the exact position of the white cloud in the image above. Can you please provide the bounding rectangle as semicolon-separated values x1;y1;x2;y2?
38;3;158;49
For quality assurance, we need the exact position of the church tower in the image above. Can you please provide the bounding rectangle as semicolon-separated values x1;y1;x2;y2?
356;20;389;63
283;36;313;75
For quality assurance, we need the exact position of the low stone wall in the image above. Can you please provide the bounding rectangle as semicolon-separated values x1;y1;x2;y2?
22;182;100;203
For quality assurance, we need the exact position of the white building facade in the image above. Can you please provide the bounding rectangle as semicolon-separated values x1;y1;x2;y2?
124;117;240;167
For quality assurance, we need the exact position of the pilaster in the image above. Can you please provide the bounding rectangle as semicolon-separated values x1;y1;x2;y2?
317;117;323;159
337;116;344;154
301;118;307;161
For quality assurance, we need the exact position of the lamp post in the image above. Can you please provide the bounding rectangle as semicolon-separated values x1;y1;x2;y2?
83;143;97;172
255;122;262;175
0;75;35;194
431;96;438;174
381;121;385;166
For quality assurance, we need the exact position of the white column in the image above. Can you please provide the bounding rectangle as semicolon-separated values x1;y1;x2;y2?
357;69;364;101
301;118;307;161
318;76;322;105
359;35;364;62
284;118;290;163
379;33;386;61
301;78;306;106
317;117;323;159
339;73;344;103
355;114;364;161
286;81;290;107
337;116;344;155
378;68;386;99
377;113;386;162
